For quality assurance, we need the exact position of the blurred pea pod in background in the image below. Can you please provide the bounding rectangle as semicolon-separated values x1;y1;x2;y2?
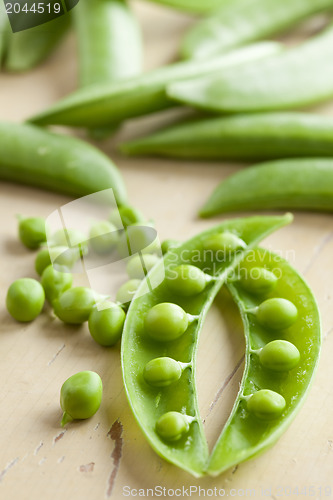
181;0;333;59
73;0;143;138
0;3;70;72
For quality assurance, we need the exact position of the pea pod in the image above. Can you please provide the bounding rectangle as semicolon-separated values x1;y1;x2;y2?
207;248;321;475
4;14;70;72
0;121;127;204
121;112;333;161
74;0;142;88
28;42;282;128
199;158;333;217
181;0;333;59
168;23;333;113
121;213;292;477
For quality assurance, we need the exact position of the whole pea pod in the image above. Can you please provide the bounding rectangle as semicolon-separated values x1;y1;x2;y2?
207;247;321;475
121;213;293;476
199;159;333;217
0;122;127;204
181;0;333;59
28;42;282;128
73;0;142;88
121;112;333;161
168;23;333;113
0;3;70;73
4;15;70;72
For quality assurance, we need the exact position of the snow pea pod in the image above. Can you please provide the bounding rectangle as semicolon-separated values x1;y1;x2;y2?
121;213;292;477
181;0;333;60
4;14;70;72
207;248;321;475
168;23;333;113
73;0;142;88
121;112;333;161
28;42;282;128
0;121;127;204
200;158;333;217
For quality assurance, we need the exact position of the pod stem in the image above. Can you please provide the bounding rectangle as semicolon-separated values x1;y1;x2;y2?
61;411;73;427
179;362;192;370
187;314;200;323
245;307;258;315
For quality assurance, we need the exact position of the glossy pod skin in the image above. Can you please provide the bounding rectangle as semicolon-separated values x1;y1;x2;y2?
74;0;142;88
0;122;127;204
121;214;292;477
181;0;333;59
121;112;333;161
207;248;321;475
28;42;282;128
168;24;333;114
199;158;333;217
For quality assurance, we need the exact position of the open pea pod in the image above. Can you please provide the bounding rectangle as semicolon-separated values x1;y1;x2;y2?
169;23;333;113
207;248;321;475
181;0;333;59
121;214;292;477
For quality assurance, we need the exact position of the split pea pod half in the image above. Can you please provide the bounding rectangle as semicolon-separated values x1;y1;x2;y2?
168;23;333;114
200;158;333;217
207;248;321;475
121;213;293;477
28;42;282;128
121;112;333;161
0;121;127;204
181;0;333;60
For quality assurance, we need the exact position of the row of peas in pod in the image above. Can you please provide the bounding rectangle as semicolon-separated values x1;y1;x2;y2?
5;206;164;427
121;214;321;477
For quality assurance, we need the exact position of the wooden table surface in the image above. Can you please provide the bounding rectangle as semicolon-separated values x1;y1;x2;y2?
0;3;332;499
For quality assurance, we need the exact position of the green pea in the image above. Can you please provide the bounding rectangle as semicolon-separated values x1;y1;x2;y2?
203;231;247;255
165;264;209;297
60;370;103;427
126;254;160;279
258;340;300;372
51;228;88;256
155;411;191;441
143;357;184;387
116;279;141;306
18;216;46;249
109;205;145;229
255;298;298;330
6;278;45;322
239;267;278;295
161;239;180;255
89;220;118;254
35;248;52;276
53;287;98;324
145;303;189;342
117;222;159;258
41;265;73;304
247;389;286;420
88;302;126;346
